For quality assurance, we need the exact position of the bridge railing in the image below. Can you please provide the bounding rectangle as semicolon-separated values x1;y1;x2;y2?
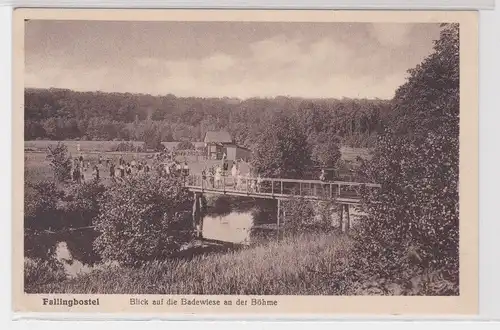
184;173;381;200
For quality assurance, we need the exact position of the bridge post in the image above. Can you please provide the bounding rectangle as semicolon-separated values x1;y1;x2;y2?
192;192;204;238
344;204;351;233
338;203;344;232
276;198;281;240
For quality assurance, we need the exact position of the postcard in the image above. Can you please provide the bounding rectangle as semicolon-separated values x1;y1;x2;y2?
12;8;478;315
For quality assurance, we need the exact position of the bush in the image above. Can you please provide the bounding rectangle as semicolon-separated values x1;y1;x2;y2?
47;142;72;182
281;197;316;234
176;141;195;150
24;180;65;231
64;180;106;228
24;257;67;293
93;175;193;266
112;141;145;152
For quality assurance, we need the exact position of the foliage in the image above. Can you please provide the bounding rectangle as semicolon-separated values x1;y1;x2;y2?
353;24;460;285
251;112;313;179
47;142;72;182
24;180;65;231
25;88;392;148
24;257;67;293
64;180;106;228
112;141;145;152
281;198;316;234
142;122;165;151
311;131;342;168
176;141;195;150
93;175;193;266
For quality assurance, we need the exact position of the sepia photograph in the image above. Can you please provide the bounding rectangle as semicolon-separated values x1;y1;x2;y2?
12;9;478;315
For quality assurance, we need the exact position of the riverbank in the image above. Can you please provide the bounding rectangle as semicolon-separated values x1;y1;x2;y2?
27;232;357;295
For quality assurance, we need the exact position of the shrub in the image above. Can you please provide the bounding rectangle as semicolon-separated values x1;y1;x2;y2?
93;175;193;266
24;180;65;231
47;142;71;182
176;141;195;150
24;257;67;293
112;141;145;152
281;197;316;234
64;180;106;228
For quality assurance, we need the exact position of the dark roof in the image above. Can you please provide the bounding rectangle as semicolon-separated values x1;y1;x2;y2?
204;131;233;143
225;144;251;152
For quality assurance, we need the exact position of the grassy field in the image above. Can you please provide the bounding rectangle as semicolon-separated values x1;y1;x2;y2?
25;140;370;159
24;140;206;154
27;232;355;295
24;140;371;183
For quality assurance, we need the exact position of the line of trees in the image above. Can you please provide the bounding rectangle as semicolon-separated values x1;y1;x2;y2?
24;89;392;148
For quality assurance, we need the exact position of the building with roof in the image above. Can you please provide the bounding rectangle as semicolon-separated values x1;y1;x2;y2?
203;131;251;162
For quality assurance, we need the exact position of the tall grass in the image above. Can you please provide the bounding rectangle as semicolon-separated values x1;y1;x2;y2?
24;257;67;293
33;232;354;295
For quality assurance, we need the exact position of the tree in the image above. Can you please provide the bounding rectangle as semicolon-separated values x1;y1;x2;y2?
142;123;164;151
47;142;72;183
42;118;59;140
251;112;312;179
311;131;341;169
353;24;460;288
93;175;193;266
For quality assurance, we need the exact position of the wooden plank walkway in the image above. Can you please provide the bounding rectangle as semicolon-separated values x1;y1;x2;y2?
184;174;380;205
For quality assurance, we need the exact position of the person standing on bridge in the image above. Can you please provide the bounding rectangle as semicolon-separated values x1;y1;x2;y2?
237;170;243;190
118;165;124;179
165;162;171;177
71;159;78;183
256;174;262;193
175;161;182;176
183;161;190;177
209;166;215;188
231;163;238;188
250;173;256;192
93;165;100;181
320;169;327;197
215;165;222;189
201;167;207;186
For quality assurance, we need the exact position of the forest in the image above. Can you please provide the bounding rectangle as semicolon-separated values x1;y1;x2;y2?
24;88;392;148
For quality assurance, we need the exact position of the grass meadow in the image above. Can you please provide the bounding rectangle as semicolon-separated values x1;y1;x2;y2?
26;232;355;295
24;140;371;183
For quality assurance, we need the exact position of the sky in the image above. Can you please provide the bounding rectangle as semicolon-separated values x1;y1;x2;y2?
25;20;442;99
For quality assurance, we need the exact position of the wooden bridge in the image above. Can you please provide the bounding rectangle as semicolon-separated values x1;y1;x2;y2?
184;173;381;205
184;173;381;237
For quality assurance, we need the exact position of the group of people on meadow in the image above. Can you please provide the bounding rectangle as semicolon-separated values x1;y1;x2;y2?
70;152;190;184
70;154;103;183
